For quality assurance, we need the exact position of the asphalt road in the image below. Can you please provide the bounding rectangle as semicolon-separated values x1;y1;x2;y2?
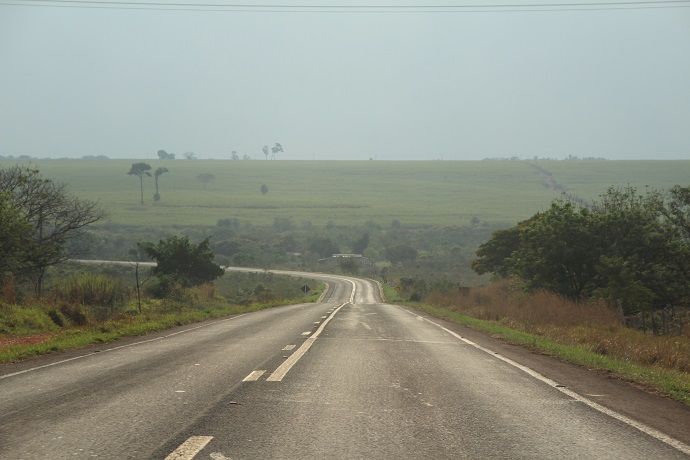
1;270;688;459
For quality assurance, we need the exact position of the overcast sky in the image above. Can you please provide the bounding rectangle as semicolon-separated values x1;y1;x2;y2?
1;2;689;160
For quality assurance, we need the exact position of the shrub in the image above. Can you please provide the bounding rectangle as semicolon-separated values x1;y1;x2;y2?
47;309;65;327
59;305;88;326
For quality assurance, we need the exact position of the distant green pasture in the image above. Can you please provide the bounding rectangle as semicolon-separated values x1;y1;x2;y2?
1;159;688;227
535;160;690;201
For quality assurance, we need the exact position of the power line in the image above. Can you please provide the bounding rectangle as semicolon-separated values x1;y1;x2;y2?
8;0;690;8
2;0;689;12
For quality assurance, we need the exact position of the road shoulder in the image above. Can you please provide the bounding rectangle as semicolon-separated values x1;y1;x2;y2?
398;303;690;447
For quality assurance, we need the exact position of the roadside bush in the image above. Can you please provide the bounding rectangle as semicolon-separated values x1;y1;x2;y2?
145;274;184;299
47;309;65;327
59;305;88;326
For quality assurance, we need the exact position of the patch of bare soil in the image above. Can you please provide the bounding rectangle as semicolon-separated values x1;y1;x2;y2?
0;334;53;348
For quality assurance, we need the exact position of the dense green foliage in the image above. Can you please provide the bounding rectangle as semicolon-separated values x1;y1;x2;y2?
138;236;224;288
473;186;690;314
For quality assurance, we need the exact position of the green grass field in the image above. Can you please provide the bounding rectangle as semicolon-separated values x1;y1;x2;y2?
2;159;689;227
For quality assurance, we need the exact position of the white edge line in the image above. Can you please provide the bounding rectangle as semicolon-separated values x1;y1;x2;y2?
267;279;356;382
164;435;214;460
398;306;690;456
0;313;250;381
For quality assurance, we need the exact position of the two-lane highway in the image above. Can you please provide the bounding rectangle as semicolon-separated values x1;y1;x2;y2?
1;269;689;459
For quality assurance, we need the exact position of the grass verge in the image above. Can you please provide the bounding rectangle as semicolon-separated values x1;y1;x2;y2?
0;286;324;364
405;302;690;406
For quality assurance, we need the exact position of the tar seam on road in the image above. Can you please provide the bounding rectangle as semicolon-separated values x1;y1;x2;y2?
0;313;250;381
266;279;356;382
396;306;690;456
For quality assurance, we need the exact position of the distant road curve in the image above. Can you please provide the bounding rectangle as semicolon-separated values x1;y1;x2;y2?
69;259;384;304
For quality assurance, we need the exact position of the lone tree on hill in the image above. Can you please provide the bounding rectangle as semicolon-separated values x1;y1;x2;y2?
157;149;175;160
153;167;169;201
197;173;215;189
271;142;284;160
260;184;269;195
127;162;152;205
262;145;270;160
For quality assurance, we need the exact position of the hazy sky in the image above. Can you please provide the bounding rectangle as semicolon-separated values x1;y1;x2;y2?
1;2;689;160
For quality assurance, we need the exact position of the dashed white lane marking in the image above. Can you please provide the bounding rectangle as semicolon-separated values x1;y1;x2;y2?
361;322;372;330
242;370;266;382
267;280;356;382
398;307;690;457
321;315;328;319
0;314;250;381
210;453;232;460
300;331;311;336
313;321;321;325
282;345;296;351
165;436;213;460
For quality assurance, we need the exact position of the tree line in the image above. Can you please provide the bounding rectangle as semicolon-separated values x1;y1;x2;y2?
472;185;690;315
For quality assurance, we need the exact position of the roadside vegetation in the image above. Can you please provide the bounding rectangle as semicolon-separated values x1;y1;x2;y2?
0;264;323;363
390;184;690;405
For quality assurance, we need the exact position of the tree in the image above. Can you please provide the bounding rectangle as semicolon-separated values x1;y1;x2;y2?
339;258;359;275
231;150;240;161
472;226;521;277
157;149;175;160
271;142;284;160
0;166;105;294
471;187;689;312
138;236;224;287
262;145;269;160
0;192;32;278
511;202;597;298
666;185;690;240
153;167;169;202
308;237;339;258
197;173;215;189
351;232;370;254
260;184;269;195
183;152;197;160
385;244;418;264
127;162;152;205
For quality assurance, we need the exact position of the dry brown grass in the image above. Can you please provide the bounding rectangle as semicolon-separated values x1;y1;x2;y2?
197;283;216;300
425;279;690;373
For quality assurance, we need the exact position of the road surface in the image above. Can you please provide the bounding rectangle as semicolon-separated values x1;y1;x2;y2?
1;268;688;459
